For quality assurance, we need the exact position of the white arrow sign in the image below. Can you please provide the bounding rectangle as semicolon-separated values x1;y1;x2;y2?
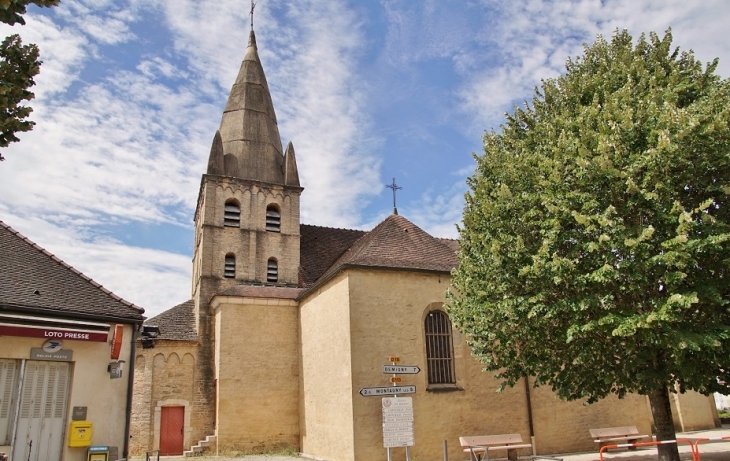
383;365;421;374
359;385;416;396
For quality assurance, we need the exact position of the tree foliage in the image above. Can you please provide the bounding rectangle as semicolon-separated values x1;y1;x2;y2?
0;0;58;161
0;0;58;26
448;29;730;457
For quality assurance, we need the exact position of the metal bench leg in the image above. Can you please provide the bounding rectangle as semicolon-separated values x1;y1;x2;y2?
507;449;517;461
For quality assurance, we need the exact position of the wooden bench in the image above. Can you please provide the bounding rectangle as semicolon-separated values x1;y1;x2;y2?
589;426;649;449
460;434;533;461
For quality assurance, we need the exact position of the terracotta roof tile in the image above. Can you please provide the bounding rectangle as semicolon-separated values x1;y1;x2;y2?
0;220;145;322
300;224;367;287
144;299;196;341
437;237;460;254
314;215;458;286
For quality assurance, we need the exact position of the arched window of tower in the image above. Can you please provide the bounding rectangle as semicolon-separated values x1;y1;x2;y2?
267;258;278;283
224;200;241;227
265;205;281;232
224;254;236;278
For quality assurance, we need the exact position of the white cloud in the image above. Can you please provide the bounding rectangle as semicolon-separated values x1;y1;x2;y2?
0;0;379;314
404;179;468;239
381;0;475;66
54;0;137;45
460;0;730;131
3;0;729;318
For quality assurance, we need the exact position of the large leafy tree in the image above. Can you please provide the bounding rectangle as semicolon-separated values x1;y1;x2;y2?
0;0;58;161
448;29;730;461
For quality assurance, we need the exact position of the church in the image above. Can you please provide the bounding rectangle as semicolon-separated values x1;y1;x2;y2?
129;28;719;461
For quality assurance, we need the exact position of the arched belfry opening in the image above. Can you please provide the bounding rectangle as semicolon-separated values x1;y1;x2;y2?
266;204;281;232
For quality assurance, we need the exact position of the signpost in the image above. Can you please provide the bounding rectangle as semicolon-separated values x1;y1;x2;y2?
358;357;423;461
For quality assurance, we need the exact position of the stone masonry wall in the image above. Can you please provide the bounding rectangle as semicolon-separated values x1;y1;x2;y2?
299;273;356;461
214;296;300;453
129;341;199;455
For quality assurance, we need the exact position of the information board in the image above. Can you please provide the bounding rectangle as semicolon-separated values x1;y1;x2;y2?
382;396;414;448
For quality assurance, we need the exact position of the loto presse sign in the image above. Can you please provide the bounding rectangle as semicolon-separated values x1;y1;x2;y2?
0;324;109;342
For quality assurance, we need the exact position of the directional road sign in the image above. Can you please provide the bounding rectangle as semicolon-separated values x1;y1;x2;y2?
359;385;416;396
383;365;421;374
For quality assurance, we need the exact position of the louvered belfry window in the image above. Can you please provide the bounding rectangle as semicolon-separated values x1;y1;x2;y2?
224;201;240;227
265;205;280;232
425;310;455;384
267;258;278;283
224;254;235;278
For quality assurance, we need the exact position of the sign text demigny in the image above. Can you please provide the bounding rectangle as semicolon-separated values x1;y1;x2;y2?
382;396;414;448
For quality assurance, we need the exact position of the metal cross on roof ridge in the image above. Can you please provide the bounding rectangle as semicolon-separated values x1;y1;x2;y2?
386;177;402;215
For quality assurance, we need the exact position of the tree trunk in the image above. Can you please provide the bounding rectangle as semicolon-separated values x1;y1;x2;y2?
648;386;680;461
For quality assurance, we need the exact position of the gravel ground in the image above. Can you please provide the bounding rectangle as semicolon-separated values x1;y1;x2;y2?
131;427;730;461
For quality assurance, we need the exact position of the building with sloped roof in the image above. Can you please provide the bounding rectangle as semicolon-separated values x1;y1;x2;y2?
129;28;719;461
0;220;145;461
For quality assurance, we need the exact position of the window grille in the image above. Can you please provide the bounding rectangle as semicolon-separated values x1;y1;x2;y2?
224;255;235;278
224;201;240;227
425;310;455;384
265;206;280;232
267;258;278;283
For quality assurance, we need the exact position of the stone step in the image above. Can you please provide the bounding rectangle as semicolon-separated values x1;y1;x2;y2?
183;435;216;457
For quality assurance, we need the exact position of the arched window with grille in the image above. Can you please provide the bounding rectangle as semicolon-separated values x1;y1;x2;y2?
224;254;235;278
224;200;240;227
425;310;455;384
265;205;280;232
267;258;278;283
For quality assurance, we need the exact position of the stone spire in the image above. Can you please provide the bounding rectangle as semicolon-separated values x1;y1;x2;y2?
283;141;300;187
216;30;286;184
206;130;224;175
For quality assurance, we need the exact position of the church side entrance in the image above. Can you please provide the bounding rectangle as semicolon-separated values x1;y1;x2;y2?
159;406;184;455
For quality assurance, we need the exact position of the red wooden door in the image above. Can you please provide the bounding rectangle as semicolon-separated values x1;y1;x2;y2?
160;406;184;455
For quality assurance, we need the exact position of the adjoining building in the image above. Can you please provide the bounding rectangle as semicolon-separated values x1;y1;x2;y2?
130;28;720;461
0;221;145;461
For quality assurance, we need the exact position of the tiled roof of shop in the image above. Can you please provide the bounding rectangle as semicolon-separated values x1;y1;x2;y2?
0;220;145;322
144;299;196;341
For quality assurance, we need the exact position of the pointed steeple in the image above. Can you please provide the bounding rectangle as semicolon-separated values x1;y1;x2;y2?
218;30;284;184
283;141;300;187
206;130;225;175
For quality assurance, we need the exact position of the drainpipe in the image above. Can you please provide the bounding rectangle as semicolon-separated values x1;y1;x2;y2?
123;322;141;460
524;377;536;455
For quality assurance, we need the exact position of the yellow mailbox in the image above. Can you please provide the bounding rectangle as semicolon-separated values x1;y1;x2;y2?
68;420;93;447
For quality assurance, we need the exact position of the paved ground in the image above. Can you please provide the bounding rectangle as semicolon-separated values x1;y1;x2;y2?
134;427;730;461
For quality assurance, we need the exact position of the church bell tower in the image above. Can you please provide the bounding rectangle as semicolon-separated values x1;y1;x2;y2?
188;25;303;443
192;29;303;313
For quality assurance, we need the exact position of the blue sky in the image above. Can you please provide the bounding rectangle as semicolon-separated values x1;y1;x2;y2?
1;0;730;317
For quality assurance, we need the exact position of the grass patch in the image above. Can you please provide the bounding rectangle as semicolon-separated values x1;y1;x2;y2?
719;409;730;418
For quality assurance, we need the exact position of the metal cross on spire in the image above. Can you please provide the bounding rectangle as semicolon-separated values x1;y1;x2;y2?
386;178;402;215
250;0;257;30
